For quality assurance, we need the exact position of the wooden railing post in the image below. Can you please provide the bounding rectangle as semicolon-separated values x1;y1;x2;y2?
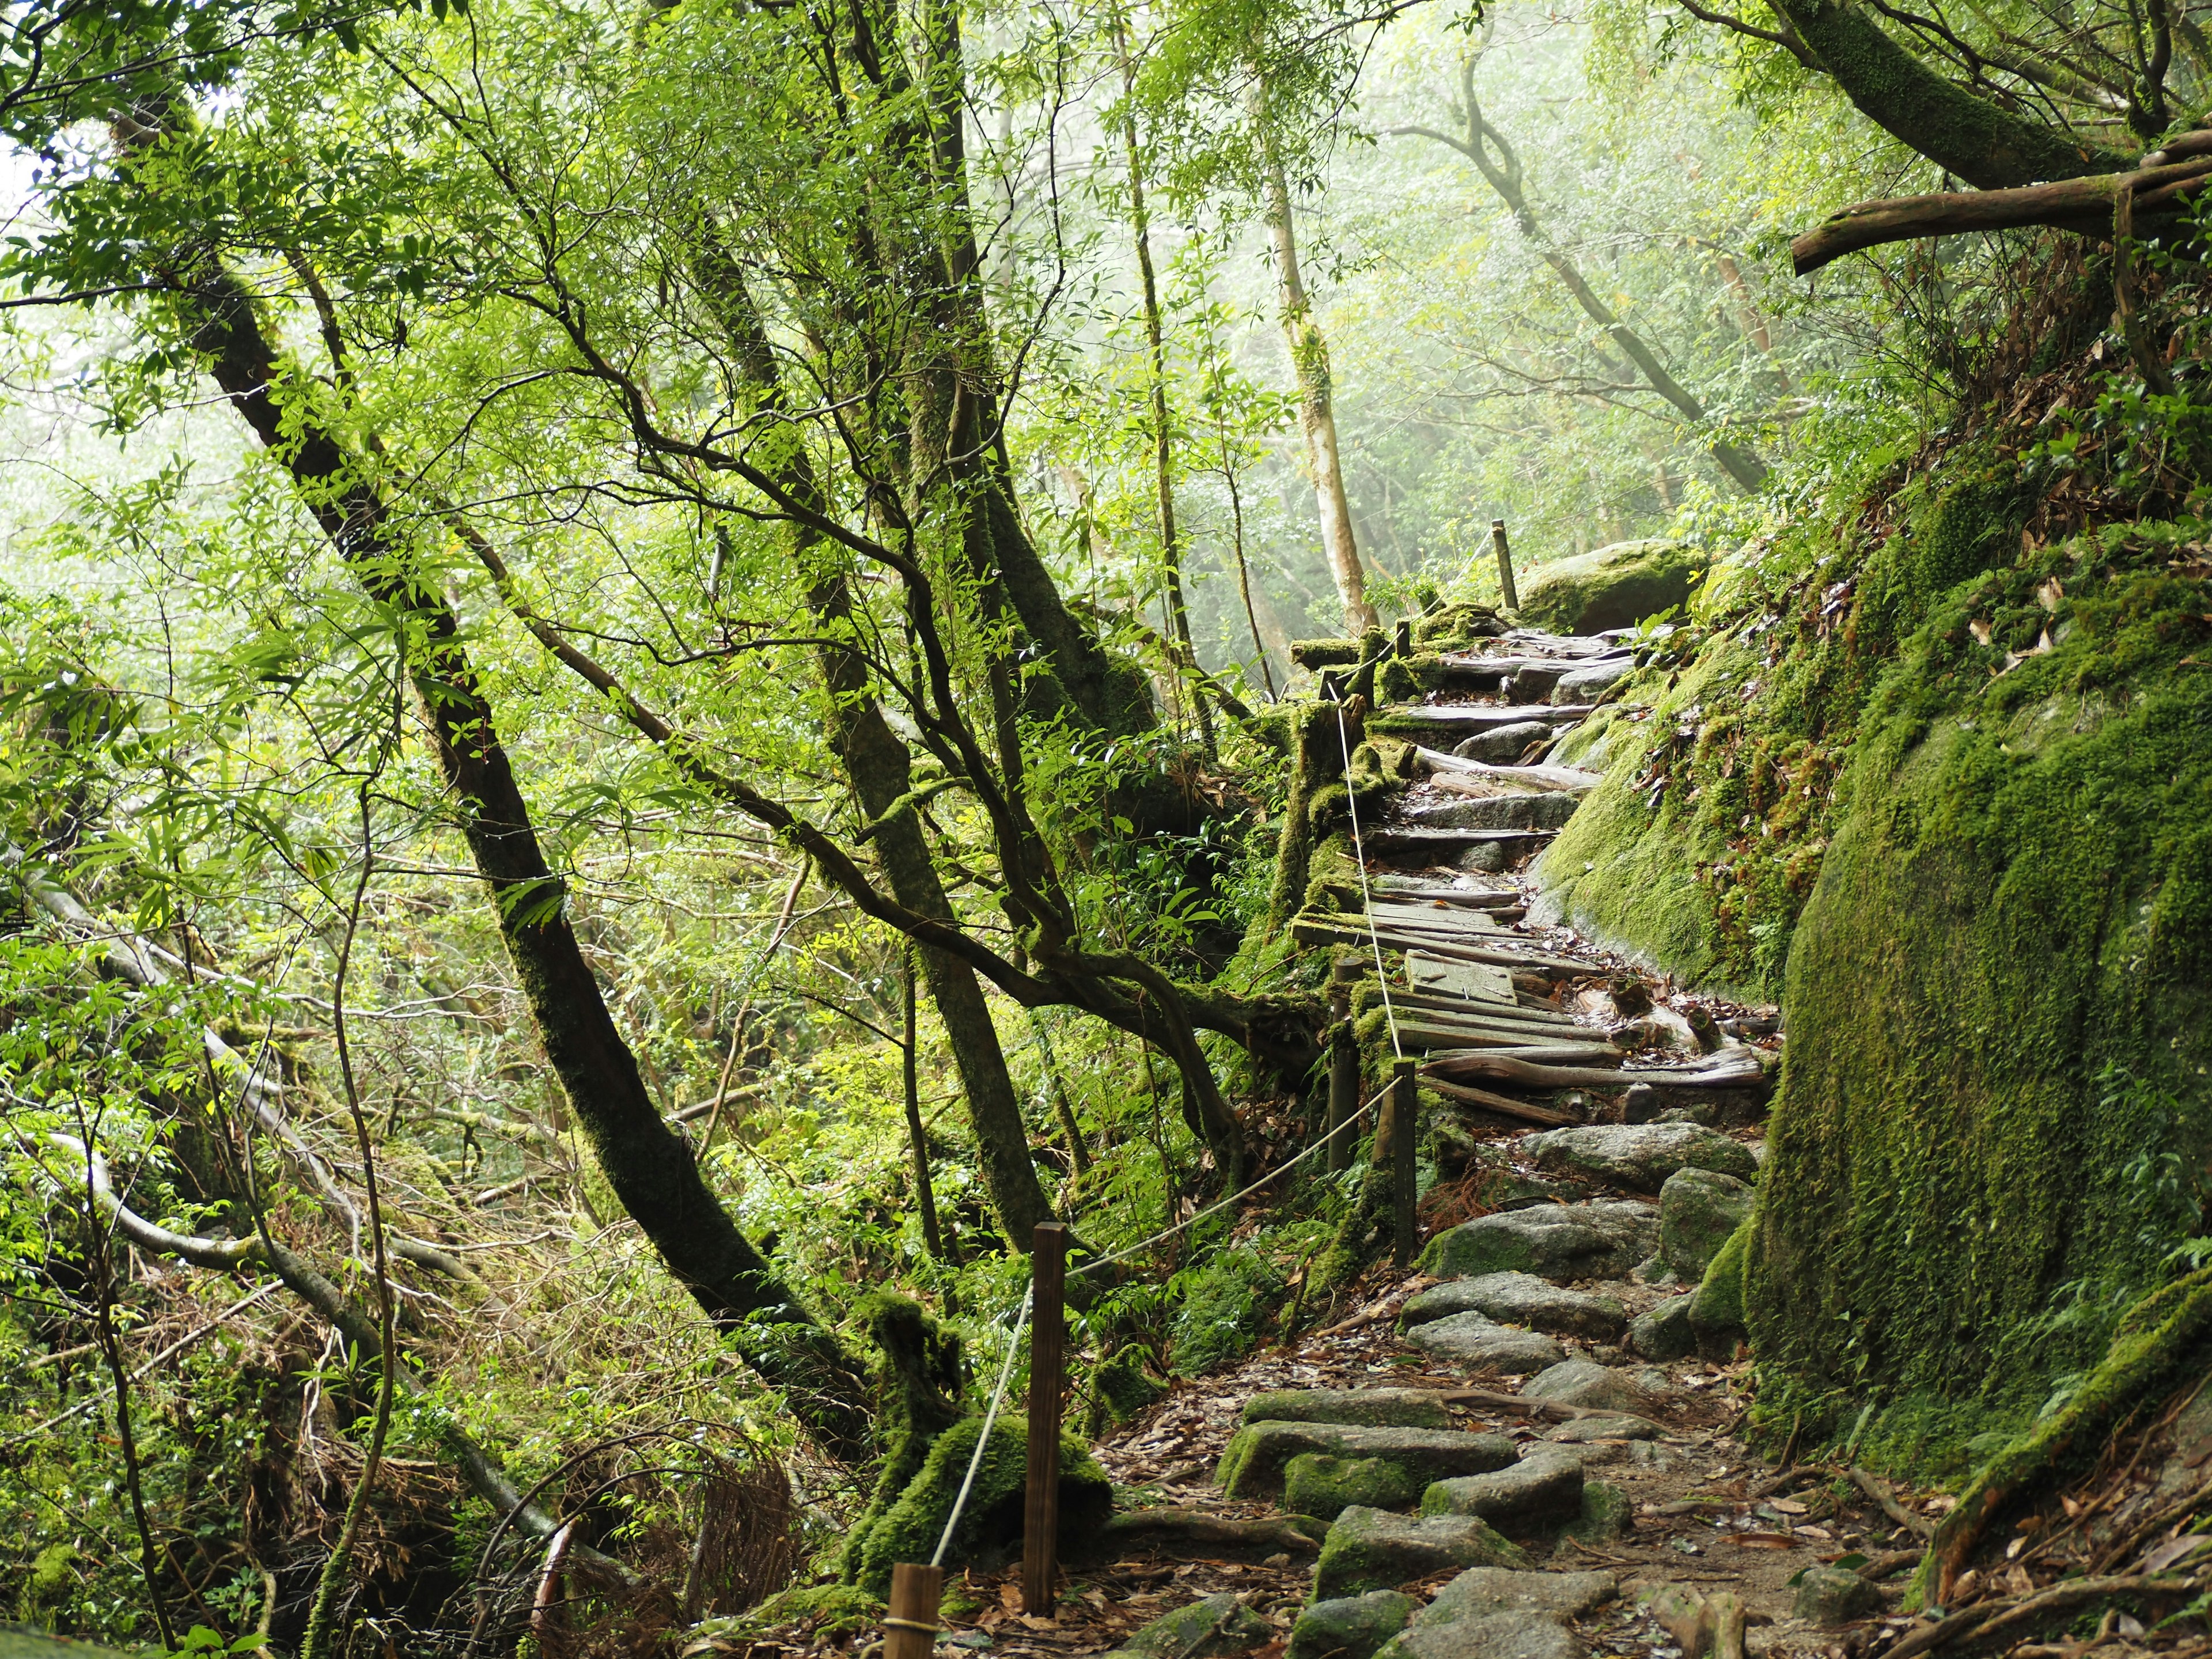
1022;1222;1069;1616
1392;1059;1419;1268
1328;960;1361;1173
1490;520;1519;612
885;1563;944;1659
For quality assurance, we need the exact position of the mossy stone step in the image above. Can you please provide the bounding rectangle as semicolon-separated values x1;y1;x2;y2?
1286;1452;1428;1519
1402;1272;1627;1343
1240;1388;1455;1430
1373;1609;1581;1659
1422;1201;1658;1283
1312;1505;1528;1599
1522;1359;1665;1416
1658;1166;1753;1278
1420;1449;1584;1528
1418;1566;1619;1622
1218;1421;1517;1501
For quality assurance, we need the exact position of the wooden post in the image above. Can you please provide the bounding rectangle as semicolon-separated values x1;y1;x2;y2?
885;1563;944;1659
1023;1222;1069;1616
1392;1058;1419;1268
1490;520;1518;611
1393;617;1412;658
1327;960;1361;1175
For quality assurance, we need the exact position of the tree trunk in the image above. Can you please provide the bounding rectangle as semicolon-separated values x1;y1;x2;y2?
1118;17;1214;756
166;243;872;1461
1259;137;1380;638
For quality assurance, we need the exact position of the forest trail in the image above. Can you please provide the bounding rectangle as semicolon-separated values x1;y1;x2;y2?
730;628;1941;1659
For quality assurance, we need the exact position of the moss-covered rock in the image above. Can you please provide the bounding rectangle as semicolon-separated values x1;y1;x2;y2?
1562;1480;1634;1545
1516;541;1709;635
1218;1422;1516;1502
1108;1593;1273;1659
1089;1346;1169;1433
1289;1592;1419;1659
1312;1506;1528;1599
0;1634;131;1659
1286;1453;1427;1519
1688;1215;1749;1351
849;1417;1112;1596
1659;1166;1755;1279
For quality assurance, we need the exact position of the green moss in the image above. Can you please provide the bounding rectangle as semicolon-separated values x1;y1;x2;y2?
1690;1214;1750;1340
849;1417;1113;1595
1087;1346;1168;1433
1516;540;1710;635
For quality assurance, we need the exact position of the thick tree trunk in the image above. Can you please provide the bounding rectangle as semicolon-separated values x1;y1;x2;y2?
1260;145;1380;638
1760;0;2124;188
172;252;873;1461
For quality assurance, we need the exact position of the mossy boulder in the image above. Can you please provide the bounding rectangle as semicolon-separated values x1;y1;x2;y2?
1089;1346;1169;1433
1658;1166;1755;1279
1419;1449;1584;1528
1422;1201;1658;1281
1312;1506;1528;1599
1289;1592;1419;1659
849;1417;1112;1595
1286;1453;1426;1519
1517;1123;1757;1195
1626;1293;1698;1360
1563;1480;1634;1544
1687;1218;1749;1352
0;1636;131;1659
1108;1594;1273;1659
1402;1275;1626;1343
1516;541;1707;636
1793;1566;1881;1626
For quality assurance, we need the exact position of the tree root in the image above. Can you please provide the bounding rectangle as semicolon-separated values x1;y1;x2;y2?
1918;1269;2212;1607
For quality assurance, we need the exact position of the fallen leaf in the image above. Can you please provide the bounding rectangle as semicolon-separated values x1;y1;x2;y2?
2141;1533;2212;1574
1732;1532;1802;1549
2037;577;2065;611
1770;1498;1809;1515
1970;619;1993;645
1018;1615;1058;1630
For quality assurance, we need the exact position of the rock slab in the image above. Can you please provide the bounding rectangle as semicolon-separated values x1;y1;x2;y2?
1402;1272;1627;1343
1288;1593;1419;1659
1517;1124;1757;1195
1793;1565;1883;1626
1421;1449;1585;1528
1421;1567;1617;1622
1312;1506;1528;1599
1218;1422;1517;1501
1242;1388;1454;1430
1403;1313;1566;1375
1109;1594;1274;1659
1287;1453;1427;1520
1626;1294;1697;1361
1373;1611;1582;1659
1521;1359;1663;1415
1423;1202;1658;1282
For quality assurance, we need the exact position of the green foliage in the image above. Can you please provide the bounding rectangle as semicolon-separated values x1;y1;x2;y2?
1169;1243;1288;1375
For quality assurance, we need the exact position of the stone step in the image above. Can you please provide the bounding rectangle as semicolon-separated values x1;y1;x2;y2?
1402;1272;1627;1344
1312;1506;1527;1600
1424;1200;1659;1283
1402;1313;1566;1375
1517;1122;1759;1195
1421;1448;1585;1528
1217;1422;1516;1502
1238;1388;1455;1430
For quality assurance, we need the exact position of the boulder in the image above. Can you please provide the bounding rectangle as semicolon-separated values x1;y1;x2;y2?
1405;793;1582;834
1419;1566;1617;1622
1287;1453;1427;1520
1373;1611;1582;1659
1243;1388;1454;1430
1510;665;1570;702
1522;1360;1662;1415
1658;1168;1754;1279
1452;721;1554;763
1516;540;1708;636
1218;1422;1517;1501
1403;1313;1566;1375
1109;1593;1275;1659
1423;1202;1659;1282
1626;1294;1698;1361
1289;1593;1420;1659
1543;1414;1660;1444
1791;1565;1883;1627
1421;1449;1585;1528
1552;659;1634;704
1402;1273;1627;1343
1313;1506;1529;1599
1562;1480;1634;1544
1516;1124;1757;1195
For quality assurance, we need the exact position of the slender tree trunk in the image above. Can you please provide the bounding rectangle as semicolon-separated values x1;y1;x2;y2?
902;950;950;1261
157;230;873;1460
1259;137;1379;637
1118;16;1214;756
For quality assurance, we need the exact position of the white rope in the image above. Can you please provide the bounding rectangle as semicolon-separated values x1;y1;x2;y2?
930;1279;1033;1569
1070;1078;1391;1278
1331;689;1405;1061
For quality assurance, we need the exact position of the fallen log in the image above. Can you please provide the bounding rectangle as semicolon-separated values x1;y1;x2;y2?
1425;1051;1765;1091
1791;153;2212;275
1419;1076;1582;1127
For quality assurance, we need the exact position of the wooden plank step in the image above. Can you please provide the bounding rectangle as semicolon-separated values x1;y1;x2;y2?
1400;1028;1622;1064
1388;997;1590;1039
1425;1051;1767;1090
1407;953;1513;1003
1384;986;1585;1031
1368;899;1506;932
1362;827;1556;853
1367;878;1521;908
1377;704;1594;732
1291;918;1588;975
